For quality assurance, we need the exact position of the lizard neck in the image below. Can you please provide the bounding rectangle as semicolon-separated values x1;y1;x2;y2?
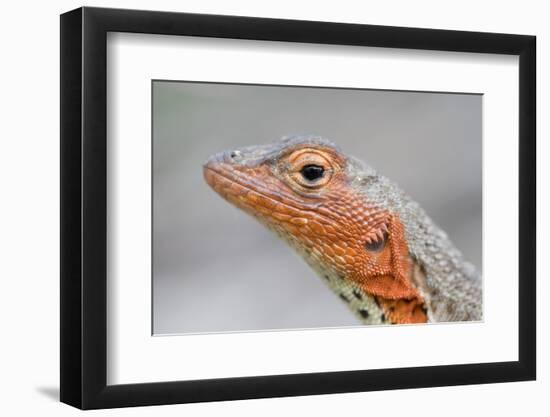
301;243;427;325
307;253;390;325
348;171;483;323
274;224;389;325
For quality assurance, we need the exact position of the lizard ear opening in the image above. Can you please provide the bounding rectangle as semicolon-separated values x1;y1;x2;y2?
364;231;387;252
358;214;419;300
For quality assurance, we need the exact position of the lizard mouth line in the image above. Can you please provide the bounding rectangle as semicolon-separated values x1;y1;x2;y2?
204;165;337;225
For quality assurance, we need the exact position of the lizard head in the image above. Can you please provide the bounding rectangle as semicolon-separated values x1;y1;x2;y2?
204;135;427;324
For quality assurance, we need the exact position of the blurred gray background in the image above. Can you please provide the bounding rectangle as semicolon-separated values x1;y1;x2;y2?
152;81;482;335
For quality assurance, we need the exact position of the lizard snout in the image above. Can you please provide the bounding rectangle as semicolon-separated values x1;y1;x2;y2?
203;149;241;170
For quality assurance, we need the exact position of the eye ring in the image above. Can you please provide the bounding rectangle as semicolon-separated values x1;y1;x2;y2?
285;150;334;189
300;164;325;182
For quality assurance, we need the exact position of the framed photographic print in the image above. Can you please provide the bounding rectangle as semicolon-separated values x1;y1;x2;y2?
60;6;536;409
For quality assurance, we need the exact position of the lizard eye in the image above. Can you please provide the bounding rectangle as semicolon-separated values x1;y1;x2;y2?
285;149;334;189
365;233;387;252
300;164;325;182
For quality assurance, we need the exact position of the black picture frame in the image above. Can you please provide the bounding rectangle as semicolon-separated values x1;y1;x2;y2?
60;6;536;410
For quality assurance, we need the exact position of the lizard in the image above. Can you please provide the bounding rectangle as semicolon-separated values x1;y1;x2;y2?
203;135;482;325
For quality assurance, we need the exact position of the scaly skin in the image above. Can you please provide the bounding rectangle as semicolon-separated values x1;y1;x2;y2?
203;135;482;325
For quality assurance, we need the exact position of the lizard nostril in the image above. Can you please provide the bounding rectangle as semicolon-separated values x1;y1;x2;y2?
229;150;241;160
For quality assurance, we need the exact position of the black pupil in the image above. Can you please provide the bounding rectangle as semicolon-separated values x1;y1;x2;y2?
300;164;325;182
